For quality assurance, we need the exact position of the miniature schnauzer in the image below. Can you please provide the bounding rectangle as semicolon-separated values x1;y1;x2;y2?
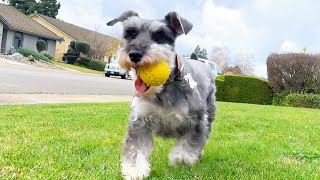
107;10;216;179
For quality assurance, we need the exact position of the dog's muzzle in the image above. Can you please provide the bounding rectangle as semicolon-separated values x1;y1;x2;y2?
129;50;143;63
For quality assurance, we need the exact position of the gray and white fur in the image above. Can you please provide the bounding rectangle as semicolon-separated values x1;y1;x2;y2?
107;10;216;179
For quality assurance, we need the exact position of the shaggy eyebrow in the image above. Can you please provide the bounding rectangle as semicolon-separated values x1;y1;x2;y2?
150;25;175;40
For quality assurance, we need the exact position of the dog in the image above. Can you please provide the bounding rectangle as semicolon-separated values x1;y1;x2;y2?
107;10;216;179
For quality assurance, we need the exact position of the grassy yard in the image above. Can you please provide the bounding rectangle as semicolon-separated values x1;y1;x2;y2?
53;62;105;76
0;102;319;179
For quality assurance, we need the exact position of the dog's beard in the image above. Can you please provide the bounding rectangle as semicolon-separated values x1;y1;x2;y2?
118;44;176;96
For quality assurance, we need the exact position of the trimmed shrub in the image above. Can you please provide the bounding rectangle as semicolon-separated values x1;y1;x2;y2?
16;48;51;63
284;93;320;109
75;57;91;67
36;40;47;53
215;75;273;105
75;41;90;54
267;53;320;94
65;48;78;64
87;59;106;71
70;41;76;50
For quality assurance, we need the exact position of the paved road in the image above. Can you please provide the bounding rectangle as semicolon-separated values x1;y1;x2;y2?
0;58;135;95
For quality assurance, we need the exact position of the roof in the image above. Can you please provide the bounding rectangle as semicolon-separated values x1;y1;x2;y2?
31;13;115;44
0;4;60;40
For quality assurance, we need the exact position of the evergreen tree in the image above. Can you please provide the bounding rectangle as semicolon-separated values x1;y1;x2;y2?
6;0;60;18
7;0;37;15
194;45;202;57
37;0;61;18
200;48;207;59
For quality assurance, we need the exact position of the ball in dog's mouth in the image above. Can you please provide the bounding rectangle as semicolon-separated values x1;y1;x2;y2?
133;61;170;93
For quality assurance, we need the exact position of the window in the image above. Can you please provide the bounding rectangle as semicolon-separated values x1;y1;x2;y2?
13;32;23;49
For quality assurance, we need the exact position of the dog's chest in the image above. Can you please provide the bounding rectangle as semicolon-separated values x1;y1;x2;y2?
132;97;189;128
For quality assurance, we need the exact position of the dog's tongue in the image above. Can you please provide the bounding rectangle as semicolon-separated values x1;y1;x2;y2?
134;76;147;93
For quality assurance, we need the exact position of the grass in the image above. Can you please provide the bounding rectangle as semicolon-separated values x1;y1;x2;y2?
53;62;104;75
0;102;319;179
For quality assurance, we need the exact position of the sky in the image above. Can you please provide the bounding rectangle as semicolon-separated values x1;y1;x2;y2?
3;0;320;77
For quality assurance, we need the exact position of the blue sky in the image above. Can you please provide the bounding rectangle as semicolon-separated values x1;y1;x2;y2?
4;0;320;77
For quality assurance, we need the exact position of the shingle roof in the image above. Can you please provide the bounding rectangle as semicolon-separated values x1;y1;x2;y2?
33;13;115;44
0;4;60;40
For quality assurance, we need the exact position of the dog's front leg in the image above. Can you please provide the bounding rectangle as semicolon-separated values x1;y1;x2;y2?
121;117;153;180
169;121;208;166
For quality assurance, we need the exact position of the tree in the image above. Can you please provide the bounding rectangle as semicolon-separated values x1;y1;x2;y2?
85;26;122;61
6;0;37;15
36;0;61;18
200;48;208;59
210;47;230;74
267;53;320;94
194;45;201;57
6;0;60;18
233;53;255;76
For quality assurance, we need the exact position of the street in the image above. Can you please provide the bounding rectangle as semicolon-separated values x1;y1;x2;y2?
0;59;135;95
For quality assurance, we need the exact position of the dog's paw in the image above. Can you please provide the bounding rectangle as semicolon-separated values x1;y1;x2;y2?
121;154;150;180
169;148;200;166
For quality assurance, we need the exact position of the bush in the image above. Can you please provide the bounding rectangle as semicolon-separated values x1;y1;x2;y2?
75;41;90;54
215;75;273;105
43;54;53;61
75;57;91;67
87;59;106;71
267;53;320;94
36;40;47;53
16;48;51;63
284;93;320;109
272;93;288;106
66;55;77;64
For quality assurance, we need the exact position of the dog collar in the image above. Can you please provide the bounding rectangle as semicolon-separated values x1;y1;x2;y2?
167;53;183;82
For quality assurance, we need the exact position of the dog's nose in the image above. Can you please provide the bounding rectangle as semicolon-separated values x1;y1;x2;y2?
129;50;143;63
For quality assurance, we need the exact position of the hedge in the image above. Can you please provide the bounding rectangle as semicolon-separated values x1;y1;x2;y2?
87;59;106;71
215;75;273;105
16;48;51;63
284;93;320;109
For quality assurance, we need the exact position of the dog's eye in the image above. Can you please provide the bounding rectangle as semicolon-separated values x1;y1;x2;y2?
152;30;174;45
124;28;138;39
152;30;166;42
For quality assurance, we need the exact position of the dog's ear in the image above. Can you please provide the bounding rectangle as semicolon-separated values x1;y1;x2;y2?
107;10;139;26
165;12;193;35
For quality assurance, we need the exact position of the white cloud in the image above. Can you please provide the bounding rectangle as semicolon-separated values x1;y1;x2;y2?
280;40;299;52
57;0;107;33
53;0;320;78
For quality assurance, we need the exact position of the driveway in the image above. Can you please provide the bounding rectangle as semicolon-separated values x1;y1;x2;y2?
0;58;135;95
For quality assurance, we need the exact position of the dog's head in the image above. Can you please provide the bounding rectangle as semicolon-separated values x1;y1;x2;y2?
107;10;192;95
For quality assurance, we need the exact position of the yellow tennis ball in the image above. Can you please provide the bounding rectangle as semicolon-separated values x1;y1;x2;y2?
139;61;170;86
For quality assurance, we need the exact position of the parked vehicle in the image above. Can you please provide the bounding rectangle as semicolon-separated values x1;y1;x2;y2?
186;57;221;76
105;58;133;79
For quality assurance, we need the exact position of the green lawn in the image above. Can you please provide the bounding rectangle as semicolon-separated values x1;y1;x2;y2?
0;102;319;179
53;62;105;76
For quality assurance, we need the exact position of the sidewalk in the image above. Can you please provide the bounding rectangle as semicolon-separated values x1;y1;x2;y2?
0;94;133;105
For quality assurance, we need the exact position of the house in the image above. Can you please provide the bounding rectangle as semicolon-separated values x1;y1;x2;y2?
0;4;59;58
29;13;121;61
